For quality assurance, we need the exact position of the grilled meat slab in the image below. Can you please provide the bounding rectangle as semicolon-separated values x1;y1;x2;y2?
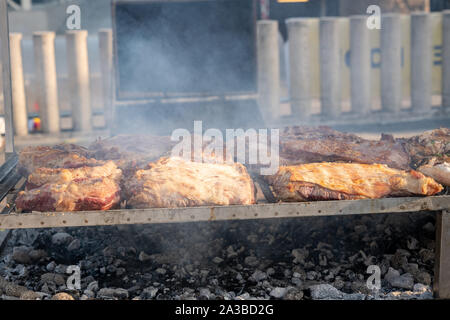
124;157;256;208
399;129;450;186
89;134;230;176
417;157;450;187
89;135;176;161
89;135;176;176
16;177;121;212
26;161;122;190
18;144;97;176
399;128;450;168
278;127;411;170
268;163;443;202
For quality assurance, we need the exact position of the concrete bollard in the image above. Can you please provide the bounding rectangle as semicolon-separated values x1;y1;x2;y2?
9;33;28;136
411;12;432;113
33;31;60;133
257;20;281;123
286;18;314;118
442;11;450;111
21;0;32;10
98;29;114;129
381;14;402;113
320;17;341;118
350;15;371;114
66;30;91;132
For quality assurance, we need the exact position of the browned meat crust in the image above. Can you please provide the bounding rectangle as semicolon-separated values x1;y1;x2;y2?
398;128;450;168
26;160;122;189
16;177;121;212
268;162;443;202
89;134;232;177
88;135;176;176
417;157;450;187
124;157;256;208
18;144;97;176
278;126;411;170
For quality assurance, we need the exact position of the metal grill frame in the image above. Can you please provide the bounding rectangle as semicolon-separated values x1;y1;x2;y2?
0;196;449;230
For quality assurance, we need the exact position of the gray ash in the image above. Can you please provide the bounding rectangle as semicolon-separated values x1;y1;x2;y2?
0;212;436;300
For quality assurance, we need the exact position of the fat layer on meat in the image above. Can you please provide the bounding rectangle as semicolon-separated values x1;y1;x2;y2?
268;162;443;202
124;157;256;208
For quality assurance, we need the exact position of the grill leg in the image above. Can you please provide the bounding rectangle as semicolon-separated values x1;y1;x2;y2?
434;210;450;298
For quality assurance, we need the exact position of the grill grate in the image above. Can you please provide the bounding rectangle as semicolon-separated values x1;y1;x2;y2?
0;156;448;230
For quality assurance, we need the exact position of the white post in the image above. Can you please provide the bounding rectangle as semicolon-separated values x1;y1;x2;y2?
0;0;15;152
381;14;402;113
21;0;31;11
411;12;432;113
33;31;60;133
257;20;281;123
442;11;450;111
9;33;28;136
98;29;114;129
350;15;371;114
424;0;430;12
286;18;313;118
66;30;91;132
320;17;341;118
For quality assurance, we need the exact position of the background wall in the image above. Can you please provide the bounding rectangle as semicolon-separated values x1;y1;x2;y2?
8;0;112;36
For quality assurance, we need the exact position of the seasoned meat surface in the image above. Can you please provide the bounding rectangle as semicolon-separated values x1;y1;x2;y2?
15;128;448;213
399;128;450;168
124;157;256;208
89;134;231;175
268;163;443;202
26;161;122;189
278;126;411;170
88;135;176;175
18;144;97;176
417;157;450;187
16;177;121;212
17;146;123;212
